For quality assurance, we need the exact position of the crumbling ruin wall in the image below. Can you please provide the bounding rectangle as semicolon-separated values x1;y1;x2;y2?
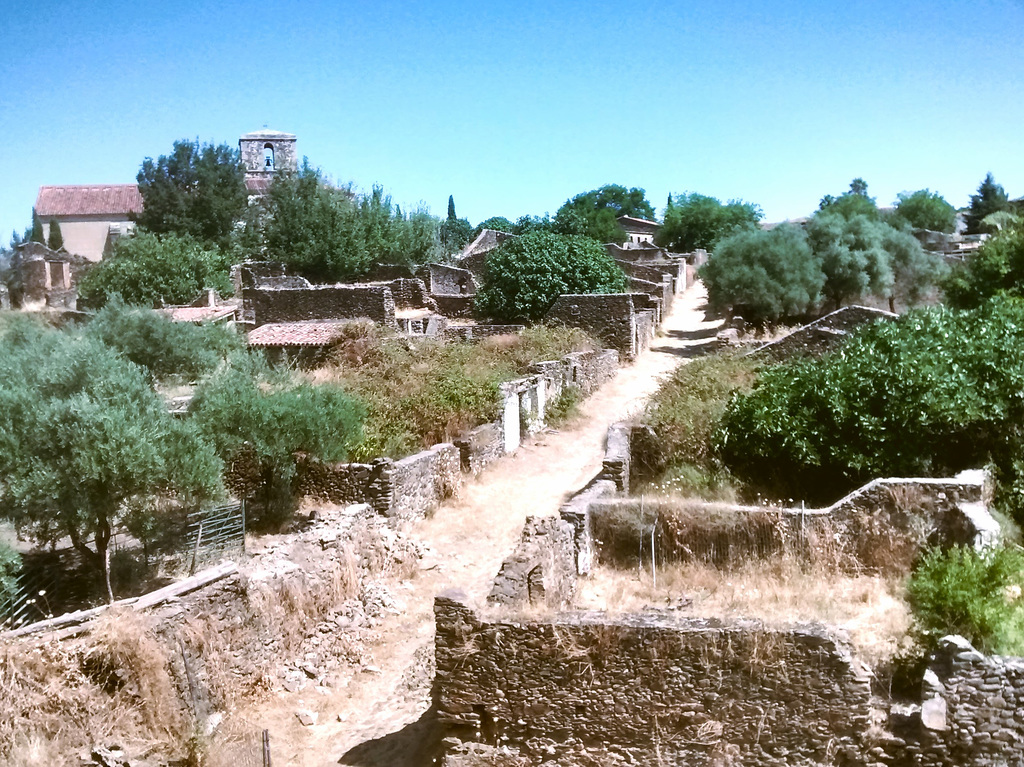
427;263;477;295
545;294;639;358
598;422;630;493
488;516;577;609
243;284;397;328
389;443;461;520
432;295;475;318
750;305;897;361
454;422;505;475
435;593;873;766
443;325;525;342
383;277;437;311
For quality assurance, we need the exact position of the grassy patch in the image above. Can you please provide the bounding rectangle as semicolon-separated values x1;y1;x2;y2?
308;324;596;460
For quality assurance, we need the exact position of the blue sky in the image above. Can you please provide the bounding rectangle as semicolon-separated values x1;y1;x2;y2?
2;0;1022;241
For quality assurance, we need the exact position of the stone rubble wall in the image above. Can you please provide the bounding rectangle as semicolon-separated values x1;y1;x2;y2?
442;325;525;342
488;516;577;609
454;423;505;476
383;277;437;312
598;422;631;493
426;263;477;296
628;275;674;315
242;283;397;328
559;479;618;576
389;443;461;521
750;305;898;362
435;593;873;767
545;294;642;359
432;294;475;319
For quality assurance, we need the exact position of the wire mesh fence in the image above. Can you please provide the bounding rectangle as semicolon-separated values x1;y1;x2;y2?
182;502;246;573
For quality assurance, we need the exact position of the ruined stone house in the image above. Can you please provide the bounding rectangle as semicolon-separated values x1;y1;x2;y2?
616;214;659;244
9;241;91;310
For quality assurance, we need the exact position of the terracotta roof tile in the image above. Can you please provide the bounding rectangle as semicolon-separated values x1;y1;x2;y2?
35;185;143;217
248;321;351;347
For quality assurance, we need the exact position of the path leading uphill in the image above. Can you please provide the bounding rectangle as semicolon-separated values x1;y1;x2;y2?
267;284;721;766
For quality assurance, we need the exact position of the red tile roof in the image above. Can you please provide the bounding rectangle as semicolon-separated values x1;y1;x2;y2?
35;185;143;217
248;321;351;347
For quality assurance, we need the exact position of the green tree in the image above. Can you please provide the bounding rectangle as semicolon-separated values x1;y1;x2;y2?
553;185;656;243
77;230;233;308
965;173;1010;235
656;193;762;252
882;224;946;312
475;231;628;322
892;189;957;233
944;226;1024;309
512;214;554;235
447;195;457;220
190;359;365;519
47;219;63;250
806;213;892;309
0;541;19;608
0;318;222;601
30;209;44;244
700;225;822;323
262;163;440;281
439;195;473;256
474;216;515;235
135;139;248;246
818;178;879;220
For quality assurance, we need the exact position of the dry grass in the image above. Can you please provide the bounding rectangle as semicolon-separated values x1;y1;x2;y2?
576;558;911;666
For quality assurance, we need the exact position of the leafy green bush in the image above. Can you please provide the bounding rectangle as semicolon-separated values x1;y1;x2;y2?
544;386;583;426
0;541;21;609
944;227;1024;310
191;359;366;519
716;298;1024;514
891;189;957;233
475;231;628;322
701;225;822;323
77;230;233;308
908;545;1024;654
85;299;243;381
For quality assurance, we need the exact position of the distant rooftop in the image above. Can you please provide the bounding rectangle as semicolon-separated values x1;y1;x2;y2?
248;321;352;347
36;185;143;217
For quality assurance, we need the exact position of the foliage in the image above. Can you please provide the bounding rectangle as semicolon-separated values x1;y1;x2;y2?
315;324;595;460
135;139;248;247
944;227;1024;310
30;210;44;244
892;189;957;233
716;298;1024;518
77;230;233;309
908;545;1024;654
806;212;893;309
882;223;947;311
980;210;1022;234
84;299;243;381
636;353;758;497
0;317;222;600
965;172;1010;235
440;196;474;256
544;386;583;426
47;219;63;250
701;225;823;323
190;358;365;519
475;231;628;322
261;163;440;281
0;541;20;608
818;178;879;220
553;184;656;243
475;216;516;235
656;193;762;252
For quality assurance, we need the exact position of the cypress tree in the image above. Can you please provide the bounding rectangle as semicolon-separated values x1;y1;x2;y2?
47;219;64;250
447;195;456;221
30;209;44;243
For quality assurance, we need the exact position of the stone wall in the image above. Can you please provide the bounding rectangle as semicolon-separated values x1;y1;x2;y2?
443;325;525;342
433;295;475;319
559;479;617;576
427;263;477;296
454;423;505;475
488;516;577;609
389;443;461;520
545;294;639;359
383;277;437;311
750;305;897;361
242;283;397;328
628;275;674;314
598;422;631;493
435;593;873;766
295;455;393;515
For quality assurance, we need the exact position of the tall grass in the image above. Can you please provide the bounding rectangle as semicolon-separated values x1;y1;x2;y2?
308;324;596;460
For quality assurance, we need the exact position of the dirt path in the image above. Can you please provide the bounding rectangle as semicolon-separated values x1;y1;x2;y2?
266;284;719;766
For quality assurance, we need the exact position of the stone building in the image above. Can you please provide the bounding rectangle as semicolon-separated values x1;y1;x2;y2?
9;241;90;310
34;184;143;261
616;214;659;244
239;129;297;194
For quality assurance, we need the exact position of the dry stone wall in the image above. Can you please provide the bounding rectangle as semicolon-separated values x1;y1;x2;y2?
242;283;397;328
488;516;577;609
435;593;873;766
545;294;641;358
390;443;461;520
427;263;477;295
751;305;897;361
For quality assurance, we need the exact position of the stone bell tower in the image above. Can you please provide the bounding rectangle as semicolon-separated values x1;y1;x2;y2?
239;129;297;189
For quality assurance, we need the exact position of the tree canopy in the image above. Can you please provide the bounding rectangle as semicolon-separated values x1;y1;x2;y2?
475;231;628;322
944;226;1024;310
657;193;762;252
701;225;822;323
261;163;440;281
47;219;63;250
135;139;249;246
0;317;222;600
965;173;1011;235
818;178;879;220
76;230;233;308
553;185;656;243
440;195;473;256
892;189;957;233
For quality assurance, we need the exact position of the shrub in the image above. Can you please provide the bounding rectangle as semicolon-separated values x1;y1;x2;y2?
0;541;20;609
716;298;1024;515
475;231;628;322
77;230;233;308
908;545;1024;654
85;299;243;381
943;226;1024;310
